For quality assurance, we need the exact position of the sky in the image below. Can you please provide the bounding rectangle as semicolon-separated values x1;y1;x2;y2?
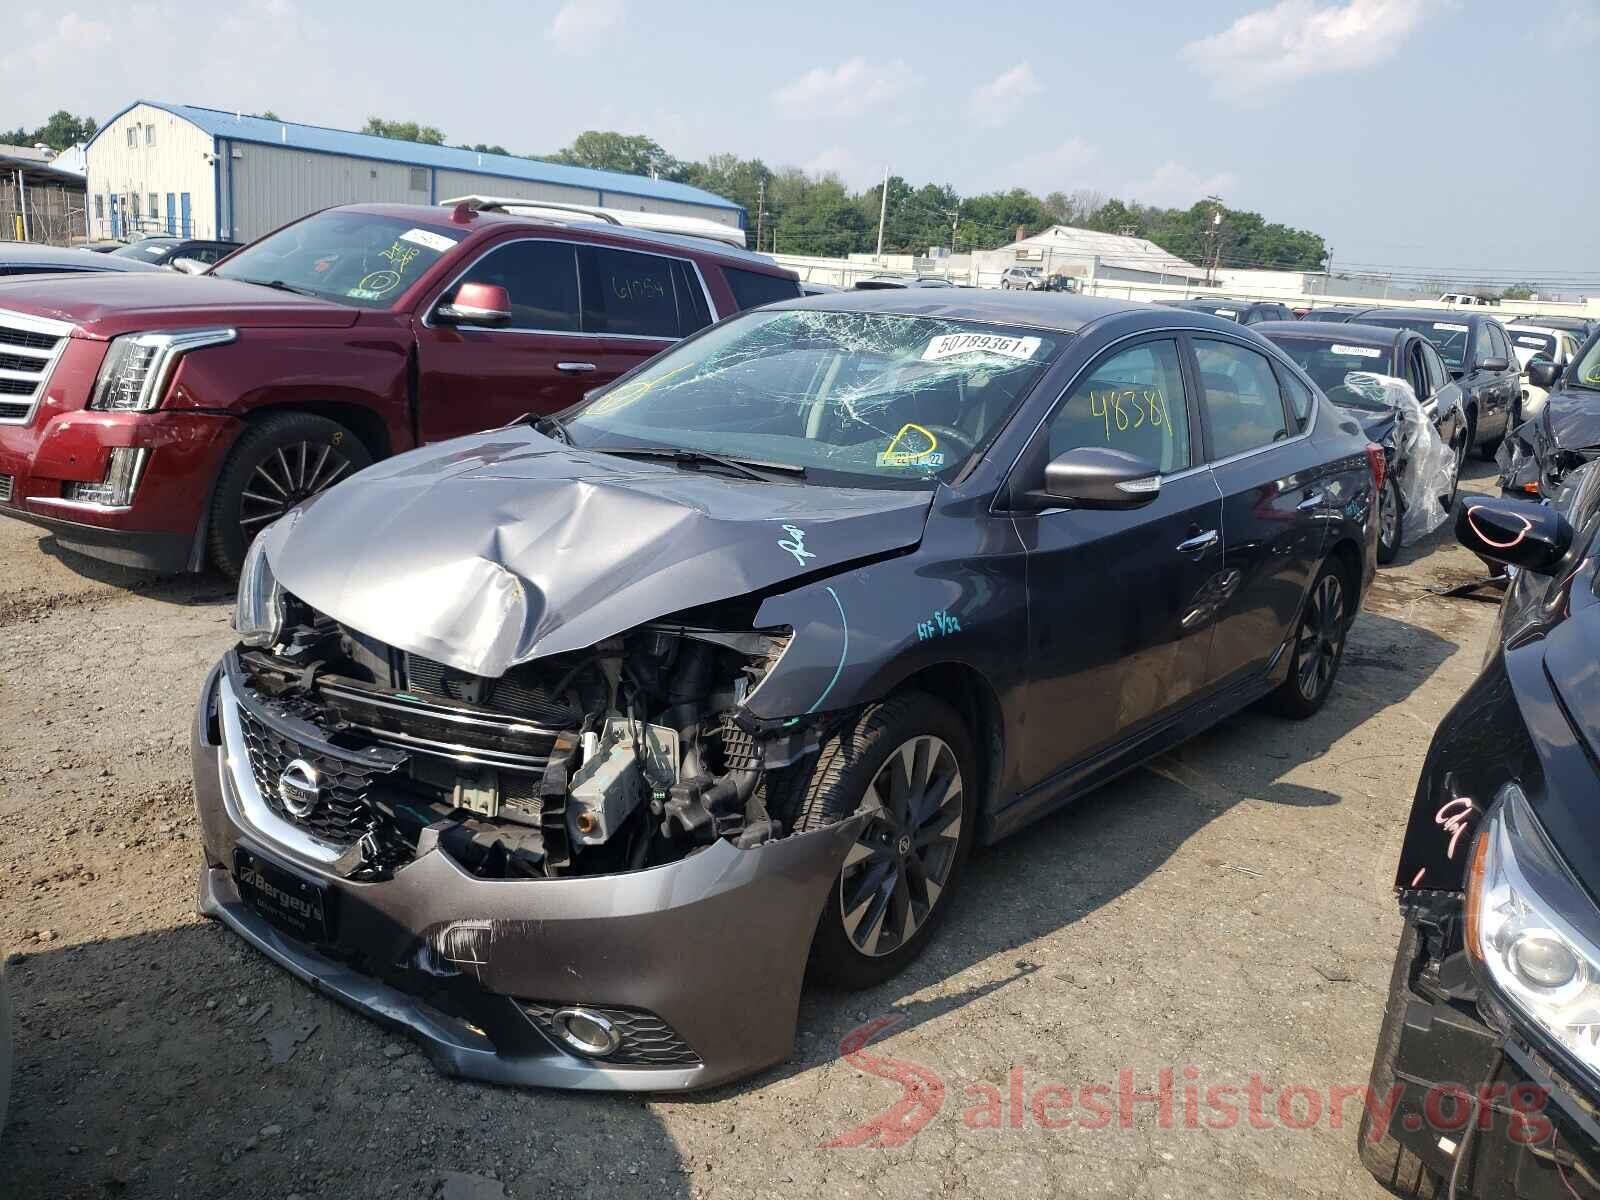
3;0;1598;287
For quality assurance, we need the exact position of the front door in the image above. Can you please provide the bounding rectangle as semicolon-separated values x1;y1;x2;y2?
179;193;192;237
165;193;176;236
1190;336;1328;691
1014;336;1226;788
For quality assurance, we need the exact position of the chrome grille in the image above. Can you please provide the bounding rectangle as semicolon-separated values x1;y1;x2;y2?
0;308;72;426
0;474;12;503
237;704;391;847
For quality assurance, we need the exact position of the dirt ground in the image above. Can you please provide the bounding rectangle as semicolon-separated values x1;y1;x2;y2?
0;462;1507;1199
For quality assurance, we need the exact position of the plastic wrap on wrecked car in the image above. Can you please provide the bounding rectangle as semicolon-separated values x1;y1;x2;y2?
262;429;934;678
1346;372;1455;545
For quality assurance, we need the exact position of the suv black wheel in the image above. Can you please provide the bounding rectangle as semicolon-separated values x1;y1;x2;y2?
1266;558;1350;719
774;693;977;989
208;411;371;575
1377;475;1401;565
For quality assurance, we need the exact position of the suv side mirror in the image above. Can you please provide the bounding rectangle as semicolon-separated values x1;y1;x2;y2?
1027;447;1161;509
1477;355;1510;374
1527;360;1561;389
1456;496;1572;574
436;281;513;327
169;257;209;275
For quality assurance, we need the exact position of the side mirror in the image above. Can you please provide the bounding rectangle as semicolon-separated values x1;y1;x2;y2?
1527;360;1561;390
169;257;209;275
1455;496;1572;574
436;281;513;327
1478;355;1510;374
1028;447;1161;510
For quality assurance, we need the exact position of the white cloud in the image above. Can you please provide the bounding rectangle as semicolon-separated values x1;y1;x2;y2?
1537;0;1600;49
1006;137;1098;195
0;10;112;79
802;146;873;185
772;57;918;120
1124;162;1241;207
546;0;623;51
968;63;1041;127
1181;0;1439;101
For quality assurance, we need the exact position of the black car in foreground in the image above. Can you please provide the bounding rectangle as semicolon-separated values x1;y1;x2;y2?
1362;465;1600;1199
1353;308;1523;457
1256;320;1468;562
1499;335;1600;502
1166;296;1293;324
108;235;241;269
193;291;1379;1090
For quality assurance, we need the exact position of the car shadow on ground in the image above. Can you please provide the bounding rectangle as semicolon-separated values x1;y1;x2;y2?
690;607;1456;1101
0;921;695;1198
31;535;232;607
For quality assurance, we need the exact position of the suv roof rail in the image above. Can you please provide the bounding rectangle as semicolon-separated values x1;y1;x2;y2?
439;195;749;250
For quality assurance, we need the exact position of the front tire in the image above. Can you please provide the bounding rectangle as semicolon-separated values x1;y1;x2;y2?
1266;558;1351;719
775;693;977;990
207;411;371;576
1377;474;1401;565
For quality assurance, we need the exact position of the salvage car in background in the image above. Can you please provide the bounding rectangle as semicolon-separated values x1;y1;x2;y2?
108;235;242;269
0;202;800;575
0;242;167;277
1361;464;1600;1198
1503;322;1583;421
192;291;1379;1090
1296;306;1366;323
1167;297;1293;324
1498;335;1600;501
1352;308;1522;456
1256;320;1466;562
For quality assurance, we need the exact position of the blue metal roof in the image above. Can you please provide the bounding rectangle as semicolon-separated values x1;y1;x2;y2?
87;101;743;215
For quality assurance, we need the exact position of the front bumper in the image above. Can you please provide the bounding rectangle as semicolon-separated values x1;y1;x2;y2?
190;663;863;1091
1382;939;1600;1197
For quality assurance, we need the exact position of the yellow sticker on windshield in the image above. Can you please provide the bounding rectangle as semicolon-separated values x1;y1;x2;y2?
876;422;945;468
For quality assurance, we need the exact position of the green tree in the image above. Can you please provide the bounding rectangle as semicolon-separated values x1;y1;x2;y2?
1501;284;1536;301
1;110;97;150
549;131;682;178
456;142;510;156
252;110;281;121
361;117;445;145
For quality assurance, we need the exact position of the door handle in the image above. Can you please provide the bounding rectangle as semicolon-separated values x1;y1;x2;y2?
1298;490;1325;511
1176;529;1219;555
556;361;597;374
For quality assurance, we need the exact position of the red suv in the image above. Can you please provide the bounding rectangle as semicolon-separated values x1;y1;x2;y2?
0;203;798;573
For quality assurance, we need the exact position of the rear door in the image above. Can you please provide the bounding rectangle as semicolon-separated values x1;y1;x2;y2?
575;243;714;382
1014;335;1225;787
1191;336;1328;692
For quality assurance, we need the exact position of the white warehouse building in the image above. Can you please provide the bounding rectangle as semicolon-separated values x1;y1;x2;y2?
83;101;745;244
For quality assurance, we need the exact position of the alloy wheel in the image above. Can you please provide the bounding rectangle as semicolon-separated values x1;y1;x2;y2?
239;441;354;531
1379;481;1399;551
838;735;964;959
1295;573;1346;702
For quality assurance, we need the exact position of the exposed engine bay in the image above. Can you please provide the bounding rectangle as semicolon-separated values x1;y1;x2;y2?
232;592;812;881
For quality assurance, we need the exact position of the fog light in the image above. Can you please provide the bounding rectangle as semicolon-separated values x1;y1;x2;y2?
64;447;149;507
1509;930;1581;991
550;1007;621;1057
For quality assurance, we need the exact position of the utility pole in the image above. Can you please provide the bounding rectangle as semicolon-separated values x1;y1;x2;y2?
755;177;766;254
875;165;889;261
1202;196;1224;287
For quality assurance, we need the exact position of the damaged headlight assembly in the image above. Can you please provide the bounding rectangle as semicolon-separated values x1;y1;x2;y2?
233;529;285;649
89;328;236;412
1467;783;1600;1082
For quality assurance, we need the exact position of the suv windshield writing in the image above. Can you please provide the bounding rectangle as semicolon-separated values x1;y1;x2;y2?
567;310;1063;486
211;211;463;308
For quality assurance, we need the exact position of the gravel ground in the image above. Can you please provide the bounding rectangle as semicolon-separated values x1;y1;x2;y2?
0;462;1505;1199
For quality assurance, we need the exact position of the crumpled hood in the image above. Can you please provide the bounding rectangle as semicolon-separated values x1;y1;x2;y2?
266;430;935;677
1541;390;1600;450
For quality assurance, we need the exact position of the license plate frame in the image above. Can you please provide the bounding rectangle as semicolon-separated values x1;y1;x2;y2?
233;846;335;944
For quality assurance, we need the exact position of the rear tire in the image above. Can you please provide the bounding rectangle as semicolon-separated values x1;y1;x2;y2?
207;411;371;576
1266;558;1351;719
1377;475;1401;565
772;693;977;990
1358;921;1445;1198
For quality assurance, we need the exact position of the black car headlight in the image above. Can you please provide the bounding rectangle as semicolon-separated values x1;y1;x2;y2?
1467;783;1600;1077
89;328;236;412
233;527;285;648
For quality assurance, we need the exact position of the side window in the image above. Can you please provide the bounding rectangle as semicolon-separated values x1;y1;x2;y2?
453;240;579;332
1472;321;1495;366
1422;342;1447;394
1277;366;1315;432
672;261;712;334
723;266;802;312
1406;343;1429;400
1045;339;1191;473
1492;324;1513;363
578;246;681;338
1194;339;1290;458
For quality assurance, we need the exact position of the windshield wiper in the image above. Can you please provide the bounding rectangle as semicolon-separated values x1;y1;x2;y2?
529;414;573;444
231;276;319;297
596;445;806;481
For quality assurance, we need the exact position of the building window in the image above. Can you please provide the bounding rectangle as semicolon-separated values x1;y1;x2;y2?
144;125;155;147
127;126;137;148
95;195;105;220
409;167;428;192
148;193;158;218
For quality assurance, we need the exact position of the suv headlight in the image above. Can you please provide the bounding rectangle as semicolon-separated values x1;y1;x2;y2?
1467;783;1600;1077
234;529;285;648
89;328;236;412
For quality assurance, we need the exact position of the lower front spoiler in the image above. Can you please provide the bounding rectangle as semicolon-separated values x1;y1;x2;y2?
192;664;865;1092
0;504;193;572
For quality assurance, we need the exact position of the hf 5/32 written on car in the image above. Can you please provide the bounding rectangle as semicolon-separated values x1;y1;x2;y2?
192;291;1379;1090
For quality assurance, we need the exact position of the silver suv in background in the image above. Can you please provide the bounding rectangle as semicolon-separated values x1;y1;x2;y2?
1000;266;1044;290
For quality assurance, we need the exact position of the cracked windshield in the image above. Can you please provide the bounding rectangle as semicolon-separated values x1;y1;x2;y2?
566;309;1063;486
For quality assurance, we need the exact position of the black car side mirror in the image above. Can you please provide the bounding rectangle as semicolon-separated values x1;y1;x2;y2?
1527;360;1561;390
1027;447;1161;510
1478;355;1510;374
1455;496;1572;574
